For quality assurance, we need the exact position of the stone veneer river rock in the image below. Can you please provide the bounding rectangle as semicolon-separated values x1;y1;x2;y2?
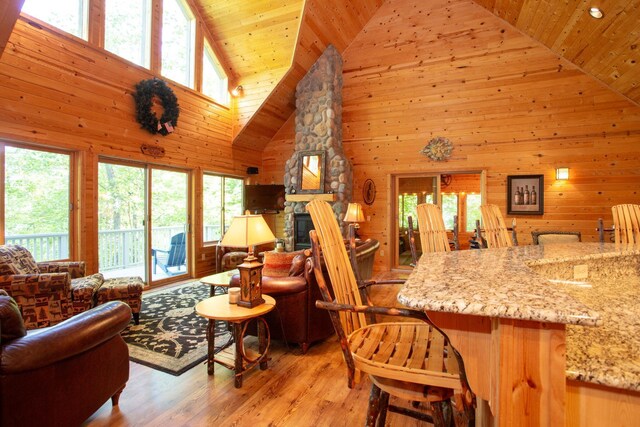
283;45;352;251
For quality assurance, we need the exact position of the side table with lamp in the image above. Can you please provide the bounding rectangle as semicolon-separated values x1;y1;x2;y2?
195;214;277;387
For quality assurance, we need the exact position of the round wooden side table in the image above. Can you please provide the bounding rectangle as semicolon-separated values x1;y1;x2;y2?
195;294;275;388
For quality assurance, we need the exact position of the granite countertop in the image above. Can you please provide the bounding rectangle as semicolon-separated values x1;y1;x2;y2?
397;242;640;391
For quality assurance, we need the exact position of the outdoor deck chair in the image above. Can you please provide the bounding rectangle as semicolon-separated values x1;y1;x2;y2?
152;232;186;275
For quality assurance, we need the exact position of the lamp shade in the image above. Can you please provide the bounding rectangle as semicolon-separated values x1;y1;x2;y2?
344;202;365;223
220;215;276;248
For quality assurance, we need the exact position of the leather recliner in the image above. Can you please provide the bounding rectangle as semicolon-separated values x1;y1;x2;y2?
230;250;334;354
0;294;131;427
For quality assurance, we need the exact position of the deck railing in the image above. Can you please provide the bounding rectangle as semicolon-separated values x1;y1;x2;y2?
6;225;219;271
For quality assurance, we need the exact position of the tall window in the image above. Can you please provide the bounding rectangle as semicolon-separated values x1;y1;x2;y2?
202;39;229;104
162;0;195;88
104;0;151;67
21;0;88;39
466;194;482;231
4;145;71;261
442;193;459;230
203;174;243;242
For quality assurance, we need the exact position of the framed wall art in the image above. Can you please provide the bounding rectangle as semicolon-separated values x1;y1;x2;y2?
363;179;376;205
507;175;544;215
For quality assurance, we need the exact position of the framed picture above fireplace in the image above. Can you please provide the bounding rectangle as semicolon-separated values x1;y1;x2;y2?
297;150;325;194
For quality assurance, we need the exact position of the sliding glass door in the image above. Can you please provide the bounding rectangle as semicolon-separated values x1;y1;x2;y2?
98;162;146;279
150;168;188;281
98;160;189;284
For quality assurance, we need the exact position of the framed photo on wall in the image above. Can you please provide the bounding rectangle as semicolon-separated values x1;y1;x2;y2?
507;175;544;215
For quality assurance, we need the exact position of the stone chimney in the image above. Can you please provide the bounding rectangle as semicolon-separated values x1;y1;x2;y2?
283;45;352;251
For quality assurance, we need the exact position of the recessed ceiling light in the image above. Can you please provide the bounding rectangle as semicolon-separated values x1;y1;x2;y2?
589;7;603;19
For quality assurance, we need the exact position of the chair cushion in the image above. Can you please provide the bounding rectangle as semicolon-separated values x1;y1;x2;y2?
0;245;40;275
538;234;581;245
0;290;27;341
262;250;303;277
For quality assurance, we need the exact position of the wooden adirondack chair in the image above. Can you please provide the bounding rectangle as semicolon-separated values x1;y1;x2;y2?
307;199;475;427
611;204;640;245
479;204;516;248
152;232;186;275
416;204;451;253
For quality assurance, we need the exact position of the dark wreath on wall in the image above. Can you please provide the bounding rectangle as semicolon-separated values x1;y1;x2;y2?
133;78;179;136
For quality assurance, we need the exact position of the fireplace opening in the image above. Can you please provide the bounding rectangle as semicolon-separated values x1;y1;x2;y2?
294;213;314;250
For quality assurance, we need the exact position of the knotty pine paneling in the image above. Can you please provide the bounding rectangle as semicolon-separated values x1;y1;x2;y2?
0;18;259;278
232;0;384;151
261;0;640;273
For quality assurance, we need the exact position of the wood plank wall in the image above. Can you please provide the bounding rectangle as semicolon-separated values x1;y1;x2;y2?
259;0;640;272
0;17;260;278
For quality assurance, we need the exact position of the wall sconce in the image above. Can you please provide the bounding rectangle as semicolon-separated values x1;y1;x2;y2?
231;85;243;97
556;167;570;180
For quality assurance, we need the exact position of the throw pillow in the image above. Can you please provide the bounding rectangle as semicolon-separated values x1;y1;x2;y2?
288;253;308;277
0;289;27;341
262;250;303;277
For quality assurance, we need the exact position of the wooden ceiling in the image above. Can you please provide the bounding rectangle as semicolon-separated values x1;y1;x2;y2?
191;0;639;151
472;0;640;106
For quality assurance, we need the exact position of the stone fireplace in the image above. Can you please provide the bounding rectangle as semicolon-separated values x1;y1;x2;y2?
283;45;352;251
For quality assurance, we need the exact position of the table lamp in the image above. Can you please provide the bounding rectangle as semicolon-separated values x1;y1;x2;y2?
344;202;365;239
221;215;276;308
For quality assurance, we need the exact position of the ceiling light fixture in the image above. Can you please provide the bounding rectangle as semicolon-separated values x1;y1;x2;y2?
589;7;603;19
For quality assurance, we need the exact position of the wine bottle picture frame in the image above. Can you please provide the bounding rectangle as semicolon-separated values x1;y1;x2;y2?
507;175;544;215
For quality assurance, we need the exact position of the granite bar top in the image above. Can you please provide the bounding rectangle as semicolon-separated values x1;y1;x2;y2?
397;242;640;391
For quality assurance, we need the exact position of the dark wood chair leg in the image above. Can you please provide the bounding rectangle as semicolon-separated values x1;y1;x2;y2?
377;390;390;427
111;386;125;406
133;312;140;324
366;383;382;427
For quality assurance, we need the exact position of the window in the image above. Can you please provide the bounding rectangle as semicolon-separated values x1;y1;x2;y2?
104;0;151;67
203;174;243;242
442;193;459;230
4;145;72;262
398;194;418;229
466;193;482;231
202;40;229;104
162;0;195;88
21;0;88;39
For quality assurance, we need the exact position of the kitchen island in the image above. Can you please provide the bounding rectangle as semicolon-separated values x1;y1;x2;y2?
398;242;640;426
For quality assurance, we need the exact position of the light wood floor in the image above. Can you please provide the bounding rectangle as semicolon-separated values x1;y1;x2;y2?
84;280;430;427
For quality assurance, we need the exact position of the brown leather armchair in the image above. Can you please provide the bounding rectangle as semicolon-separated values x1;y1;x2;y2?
230;250;334;354
0;296;131;427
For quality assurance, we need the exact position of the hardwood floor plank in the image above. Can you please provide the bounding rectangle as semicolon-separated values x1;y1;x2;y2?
84;282;430;426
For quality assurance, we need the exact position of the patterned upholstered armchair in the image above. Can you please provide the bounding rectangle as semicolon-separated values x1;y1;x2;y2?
0;245;104;329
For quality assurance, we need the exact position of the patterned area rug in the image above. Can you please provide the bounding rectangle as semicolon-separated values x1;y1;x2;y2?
122;281;231;376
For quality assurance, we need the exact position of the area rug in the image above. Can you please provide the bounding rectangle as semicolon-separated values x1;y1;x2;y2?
121;281;231;376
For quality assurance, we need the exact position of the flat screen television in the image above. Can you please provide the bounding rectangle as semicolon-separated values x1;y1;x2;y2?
244;184;286;212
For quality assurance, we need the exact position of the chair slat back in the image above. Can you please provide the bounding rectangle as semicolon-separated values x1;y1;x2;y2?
480;204;513;248
307;199;367;334
612;204;640;245
416;204;450;253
